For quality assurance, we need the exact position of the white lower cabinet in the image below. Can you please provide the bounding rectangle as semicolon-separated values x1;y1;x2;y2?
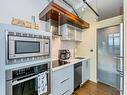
82;59;90;84
52;65;74;95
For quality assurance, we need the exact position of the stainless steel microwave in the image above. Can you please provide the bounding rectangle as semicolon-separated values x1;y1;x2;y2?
7;32;50;64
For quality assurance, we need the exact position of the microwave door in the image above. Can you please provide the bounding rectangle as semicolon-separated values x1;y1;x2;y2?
8;36;43;59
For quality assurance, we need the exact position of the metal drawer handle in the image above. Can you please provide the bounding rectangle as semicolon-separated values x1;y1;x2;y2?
60;78;70;83
62;89;70;95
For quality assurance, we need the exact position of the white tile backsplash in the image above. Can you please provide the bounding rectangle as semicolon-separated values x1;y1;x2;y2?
61;41;77;59
61;41;76;49
52;37;61;60
52;39;77;60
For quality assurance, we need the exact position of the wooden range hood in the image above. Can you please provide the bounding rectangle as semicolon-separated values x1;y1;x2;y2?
39;2;89;29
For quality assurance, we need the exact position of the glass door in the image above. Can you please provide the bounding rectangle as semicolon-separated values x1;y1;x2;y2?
67;25;75;40
97;25;122;92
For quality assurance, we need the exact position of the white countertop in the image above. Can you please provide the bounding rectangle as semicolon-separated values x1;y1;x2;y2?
52;58;89;71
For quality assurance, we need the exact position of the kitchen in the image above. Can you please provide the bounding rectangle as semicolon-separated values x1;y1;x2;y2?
0;0;127;95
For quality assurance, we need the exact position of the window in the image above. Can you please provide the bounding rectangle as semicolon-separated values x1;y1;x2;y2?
108;33;120;46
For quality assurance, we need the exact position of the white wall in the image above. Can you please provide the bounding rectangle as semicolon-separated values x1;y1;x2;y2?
76;0;98;82
0;0;48;25
0;0;71;31
97;15;123;29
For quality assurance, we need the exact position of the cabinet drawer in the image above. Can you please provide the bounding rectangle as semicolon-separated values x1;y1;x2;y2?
60;77;72;94
53;66;73;85
52;65;74;95
53;78;72;95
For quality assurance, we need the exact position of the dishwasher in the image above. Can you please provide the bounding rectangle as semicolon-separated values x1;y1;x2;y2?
74;62;82;90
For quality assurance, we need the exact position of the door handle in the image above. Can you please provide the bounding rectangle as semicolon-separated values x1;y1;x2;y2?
117;70;124;73
113;56;124;73
113;57;123;59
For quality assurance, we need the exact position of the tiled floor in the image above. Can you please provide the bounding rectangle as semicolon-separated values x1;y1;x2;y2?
73;81;119;95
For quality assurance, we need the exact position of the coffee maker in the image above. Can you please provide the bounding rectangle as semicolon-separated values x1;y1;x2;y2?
59;49;71;60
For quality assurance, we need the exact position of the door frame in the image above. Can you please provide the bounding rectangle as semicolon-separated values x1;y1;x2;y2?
96;24;124;92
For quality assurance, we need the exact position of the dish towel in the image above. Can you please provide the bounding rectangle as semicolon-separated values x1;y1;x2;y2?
38;72;47;95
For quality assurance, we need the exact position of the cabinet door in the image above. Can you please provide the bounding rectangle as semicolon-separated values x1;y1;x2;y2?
85;60;89;80
76;28;82;41
82;60;89;84
60;24;75;40
67;25;75;40
60;25;68;40
60;24;83;41
82;61;87;83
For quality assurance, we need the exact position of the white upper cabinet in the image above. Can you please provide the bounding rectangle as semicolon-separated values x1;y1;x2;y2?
75;28;82;41
60;24;82;41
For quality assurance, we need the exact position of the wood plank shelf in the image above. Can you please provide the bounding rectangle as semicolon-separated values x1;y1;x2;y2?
39;2;90;29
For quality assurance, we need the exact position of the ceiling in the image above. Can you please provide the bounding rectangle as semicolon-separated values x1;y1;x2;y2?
63;0;93;9
96;0;123;20
60;0;123;21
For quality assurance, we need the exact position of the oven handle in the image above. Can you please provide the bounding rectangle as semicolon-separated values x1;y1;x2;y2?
12;74;38;86
12;71;49;86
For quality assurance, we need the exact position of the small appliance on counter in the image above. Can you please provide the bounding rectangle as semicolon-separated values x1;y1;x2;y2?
59;49;71;60
52;49;71;68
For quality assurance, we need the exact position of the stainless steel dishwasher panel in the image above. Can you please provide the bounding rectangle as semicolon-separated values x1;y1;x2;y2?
74;62;82;90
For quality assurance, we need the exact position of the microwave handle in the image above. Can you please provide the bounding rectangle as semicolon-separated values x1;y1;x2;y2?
44;39;50;55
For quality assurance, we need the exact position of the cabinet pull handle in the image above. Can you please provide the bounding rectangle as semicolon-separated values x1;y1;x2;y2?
62;89;70;95
60;78;70;83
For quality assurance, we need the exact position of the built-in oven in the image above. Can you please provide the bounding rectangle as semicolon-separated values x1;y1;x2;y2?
7;32;50;64
6;63;51;95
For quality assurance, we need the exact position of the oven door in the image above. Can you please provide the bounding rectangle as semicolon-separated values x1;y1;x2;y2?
8;35;50;59
6;71;50;95
12;75;38;95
